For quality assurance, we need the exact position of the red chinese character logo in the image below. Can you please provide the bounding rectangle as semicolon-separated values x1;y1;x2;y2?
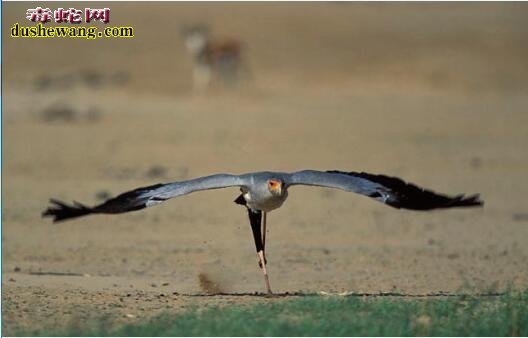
26;7;52;23
68;8;83;24
54;8;69;23
85;8;110;24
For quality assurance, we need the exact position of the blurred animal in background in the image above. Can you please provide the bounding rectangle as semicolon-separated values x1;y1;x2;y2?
182;24;247;91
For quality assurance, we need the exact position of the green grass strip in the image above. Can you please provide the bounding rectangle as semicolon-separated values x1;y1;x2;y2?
21;290;528;336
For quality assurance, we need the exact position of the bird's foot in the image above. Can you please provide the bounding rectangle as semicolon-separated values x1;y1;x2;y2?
256;251;267;268
258;257;268;268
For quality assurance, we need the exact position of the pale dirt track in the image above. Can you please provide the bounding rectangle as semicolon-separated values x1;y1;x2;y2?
3;3;528;335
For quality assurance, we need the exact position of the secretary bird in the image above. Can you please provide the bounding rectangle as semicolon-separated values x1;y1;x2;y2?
43;170;483;294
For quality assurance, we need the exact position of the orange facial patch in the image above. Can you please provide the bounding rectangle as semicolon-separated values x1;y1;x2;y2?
268;179;281;190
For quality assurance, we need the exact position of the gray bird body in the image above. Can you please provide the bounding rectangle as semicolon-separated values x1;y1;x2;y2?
239;172;289;212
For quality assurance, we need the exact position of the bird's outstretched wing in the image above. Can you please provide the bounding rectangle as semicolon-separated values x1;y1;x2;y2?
287;170;483;210
43;174;244;223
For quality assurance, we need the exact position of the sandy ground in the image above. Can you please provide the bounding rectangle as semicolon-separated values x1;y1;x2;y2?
3;2;528;335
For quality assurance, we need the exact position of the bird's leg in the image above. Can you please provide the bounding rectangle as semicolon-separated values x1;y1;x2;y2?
257;250;272;295
247;209;273;295
262;212;267;265
260;212;272;295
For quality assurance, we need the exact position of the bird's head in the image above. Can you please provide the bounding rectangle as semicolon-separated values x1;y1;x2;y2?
267;178;284;196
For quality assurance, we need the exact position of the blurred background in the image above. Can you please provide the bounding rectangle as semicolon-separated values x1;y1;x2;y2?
3;1;528;331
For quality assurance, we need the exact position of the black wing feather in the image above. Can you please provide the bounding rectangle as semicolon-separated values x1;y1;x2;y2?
42;183;164;223
42;198;94;222
327;170;483;210
234;193;246;206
